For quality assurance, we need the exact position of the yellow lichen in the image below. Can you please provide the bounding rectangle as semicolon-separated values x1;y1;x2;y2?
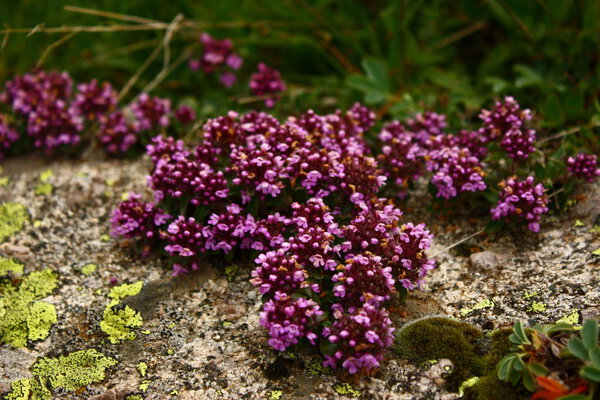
35;183;53;196
269;390;283;399
529;302;547;313
139;379;151;392
460;299;494;316
6;349;116;400
81;263;97;276
101;281;144;343
126;395;144;400
137;362;148;377
0;257;24;275
39;169;53;183
0;202;28;242
556;311;579;325
0;176;9;187
458;376;480;396
334;383;360;397
108;281;143;301
100;234;111;242
0;268;58;347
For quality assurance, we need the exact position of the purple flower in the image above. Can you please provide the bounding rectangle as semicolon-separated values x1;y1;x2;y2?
72;79;117;121
98;111;137;154
149;152;229;206
174;104;196;125
249;63;286;107
378;121;423;191
4;70;72;115
385;222;436;289
229;142;287;198
567;153;600;182
163;216;206;260
321;300;394;374
130;93;171;132
260;292;323;351
251;249;307;295
0;114;19;159
500;126;536;162
111;193;170;240
406;111;447;147
146;135;188;164
490;176;549;232
26;100;82;151
428;147;486;199
479;96;532;142
332;253;396;307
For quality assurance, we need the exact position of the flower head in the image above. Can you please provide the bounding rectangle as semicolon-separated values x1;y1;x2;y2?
249;63;286;107
491;176;549;232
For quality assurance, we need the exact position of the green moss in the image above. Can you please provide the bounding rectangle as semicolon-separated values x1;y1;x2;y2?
0;202;28;242
81;263;97;276
0;257;24;275
101;281;144;343
35;183;53;196
305;359;330;375
394;316;484;391
6;350;117;400
225;264;239;282
0;268;58;347
334;383;360;397
137;362;148;377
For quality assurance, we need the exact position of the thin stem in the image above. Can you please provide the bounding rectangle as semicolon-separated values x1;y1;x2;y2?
36;31;79;68
64;5;163;25
431;228;485;258
538;122;600;144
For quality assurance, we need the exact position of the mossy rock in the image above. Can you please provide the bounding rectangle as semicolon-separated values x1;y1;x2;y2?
394;317;527;398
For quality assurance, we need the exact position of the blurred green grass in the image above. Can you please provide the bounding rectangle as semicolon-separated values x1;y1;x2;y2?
1;0;599;140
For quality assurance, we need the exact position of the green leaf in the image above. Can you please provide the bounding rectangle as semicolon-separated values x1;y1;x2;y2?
485;219;504;234
361;58;390;91
514;65;543;88
580;365;600;383
513;321;531;345
521;369;536;392
497;355;515;381
590;348;600;367
513;356;525;371
558;395;589;400
581;319;599;350
365;91;387;105
567;337;589;361
346;75;385;93
528;363;549;376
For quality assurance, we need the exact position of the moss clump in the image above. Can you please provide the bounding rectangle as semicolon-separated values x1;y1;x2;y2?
0;267;58;347
394;316;485;391
528;302;547;313
0;202;28;242
6;349;117;399
101;281;144;343
395;317;526;399
556;311;579;325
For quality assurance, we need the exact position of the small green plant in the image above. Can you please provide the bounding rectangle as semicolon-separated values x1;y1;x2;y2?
497;320;599;398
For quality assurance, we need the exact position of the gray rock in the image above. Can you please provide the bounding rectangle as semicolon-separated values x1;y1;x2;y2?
469;250;510;271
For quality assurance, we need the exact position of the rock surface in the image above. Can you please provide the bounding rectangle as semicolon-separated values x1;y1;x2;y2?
0;155;598;399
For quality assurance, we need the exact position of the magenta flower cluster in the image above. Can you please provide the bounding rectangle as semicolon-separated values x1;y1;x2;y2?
249;63;286;108
566;153;600;182
375;97;558;231
110;104;435;374
251;198;434;374
0;69;196;156
189;32;243;88
490;176;549;232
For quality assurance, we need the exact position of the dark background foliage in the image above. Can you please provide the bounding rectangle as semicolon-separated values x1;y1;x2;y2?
2;0;599;134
